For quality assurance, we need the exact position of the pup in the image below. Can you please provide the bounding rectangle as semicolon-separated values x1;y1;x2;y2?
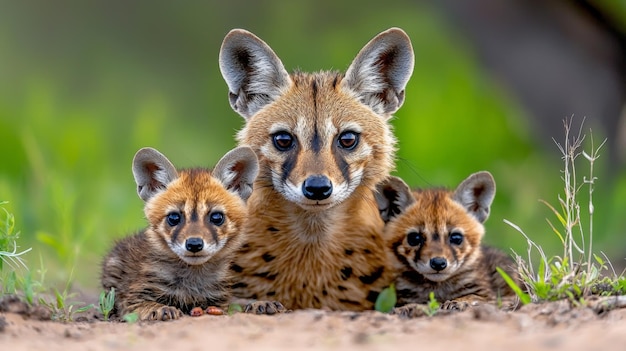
101;146;258;321
218;28;414;311
375;172;519;316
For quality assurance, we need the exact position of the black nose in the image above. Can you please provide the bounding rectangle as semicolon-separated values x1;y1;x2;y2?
302;175;333;200
185;237;204;253
430;257;447;271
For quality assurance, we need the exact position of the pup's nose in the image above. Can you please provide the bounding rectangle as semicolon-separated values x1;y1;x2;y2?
429;257;447;271
185;237;204;253
302;175;333;200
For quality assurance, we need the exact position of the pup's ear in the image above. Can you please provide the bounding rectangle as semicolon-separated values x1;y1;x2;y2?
213;146;259;201
453;171;496;223
219;29;291;119
374;176;416;223
132;147;179;202
342;27;414;117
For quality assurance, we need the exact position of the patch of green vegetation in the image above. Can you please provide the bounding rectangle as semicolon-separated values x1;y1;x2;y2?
38;289;94;322
504;120;625;306
0;201;45;306
422;292;440;317
0;202;94;322
38;269;94;322
99;288;116;321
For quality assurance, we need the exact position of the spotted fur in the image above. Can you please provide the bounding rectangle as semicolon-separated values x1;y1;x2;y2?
375;172;519;314
101;146;258;321
218;28;414;310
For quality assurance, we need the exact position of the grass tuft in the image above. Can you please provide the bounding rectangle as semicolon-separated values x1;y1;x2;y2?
37;269;94;322
422;292;440;317
504;119;622;305
99;288;116;321
227;303;243;315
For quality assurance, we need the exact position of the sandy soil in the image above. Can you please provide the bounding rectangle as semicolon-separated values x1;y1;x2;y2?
2;295;626;351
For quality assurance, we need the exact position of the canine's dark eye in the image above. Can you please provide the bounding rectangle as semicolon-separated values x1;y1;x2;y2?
273;132;294;151
337;131;359;150
449;231;464;245
166;212;181;226
406;230;425;247
209;212;225;226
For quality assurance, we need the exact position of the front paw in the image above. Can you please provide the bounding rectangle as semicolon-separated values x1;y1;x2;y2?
140;305;183;321
243;300;286;315
391;304;427;318
441;299;472;311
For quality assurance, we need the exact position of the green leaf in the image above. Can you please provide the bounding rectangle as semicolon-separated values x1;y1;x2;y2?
424;291;440;316
533;282;551;300
497;267;531;305
374;283;397;313
227;303;243;315
123;312;139;324
75;303;95;314
540;199;567;228
593;254;605;266
54;288;65;309
537;259;546;282
615;278;626;294
544;218;565;245
99;288;115;321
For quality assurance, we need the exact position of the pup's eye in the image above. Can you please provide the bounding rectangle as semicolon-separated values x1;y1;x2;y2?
273;132;294;151
166;212;181;226
209;212;225;226
449;231;464;245
337;131;359;150
406;231;425;247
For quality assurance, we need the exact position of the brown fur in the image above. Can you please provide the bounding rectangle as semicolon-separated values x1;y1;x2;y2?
376;172;519;315
219;28;414;310
101;147;257;321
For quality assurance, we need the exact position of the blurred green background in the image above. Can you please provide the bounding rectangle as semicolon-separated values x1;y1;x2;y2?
1;0;625;290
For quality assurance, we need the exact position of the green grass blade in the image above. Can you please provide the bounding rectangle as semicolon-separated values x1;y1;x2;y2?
540;199;567;228
544;219;565;245
497;267;531;304
75;303;95;314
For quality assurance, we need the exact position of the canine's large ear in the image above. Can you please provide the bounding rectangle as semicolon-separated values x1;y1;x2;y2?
132;147;179;202
342;27;414;117
213;146;259;201
219;29;291;119
453;171;496;223
374;176;416;223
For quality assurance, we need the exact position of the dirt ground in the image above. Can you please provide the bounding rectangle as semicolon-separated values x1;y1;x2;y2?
2;295;626;351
